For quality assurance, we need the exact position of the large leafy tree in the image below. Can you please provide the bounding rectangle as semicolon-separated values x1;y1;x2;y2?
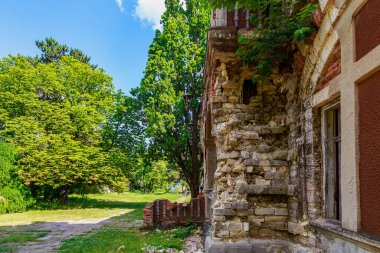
0;39;127;201
133;0;210;197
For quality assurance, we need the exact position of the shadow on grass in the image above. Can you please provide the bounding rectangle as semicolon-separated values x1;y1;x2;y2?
32;192;177;211
33;197;148;211
0;209;144;253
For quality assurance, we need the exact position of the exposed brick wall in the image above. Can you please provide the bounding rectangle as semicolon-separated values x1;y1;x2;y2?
143;193;205;227
315;43;341;93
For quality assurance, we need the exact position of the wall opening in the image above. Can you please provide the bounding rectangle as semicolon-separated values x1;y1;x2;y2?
242;79;258;104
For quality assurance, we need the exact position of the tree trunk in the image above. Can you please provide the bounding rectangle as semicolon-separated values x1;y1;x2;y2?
59;187;69;203
189;178;199;198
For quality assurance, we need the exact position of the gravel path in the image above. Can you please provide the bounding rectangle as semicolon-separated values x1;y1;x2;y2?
2;213;142;253
182;233;205;253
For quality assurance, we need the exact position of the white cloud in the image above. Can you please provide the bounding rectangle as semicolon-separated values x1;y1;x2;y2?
115;0;125;13
134;0;166;30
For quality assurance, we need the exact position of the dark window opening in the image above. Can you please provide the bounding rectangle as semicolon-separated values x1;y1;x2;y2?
242;80;258;105
324;105;341;221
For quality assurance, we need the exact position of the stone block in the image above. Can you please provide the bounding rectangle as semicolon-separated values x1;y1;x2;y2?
243;222;249;231
228;96;239;103
230;202;249;210
213;216;226;222
271;179;288;186
274;208;288;216
258;228;276;237
227;159;237;166
269;186;288;195
255;208;275;216
228;222;244;236
259;160;271;166
248;215;265;223
243;159;259;166
241;151;250;159
271;160;288;166
255;178;271;186
245;185;269;195
271;125;288;134
232;165;245;173
287;221;301;235
258;143;270;153
241;131;259;140
228;151;241;159
215;230;230;238
264;216;288;222
214;208;235;216
246;166;254;173
264;172;284;180
272;149;288;160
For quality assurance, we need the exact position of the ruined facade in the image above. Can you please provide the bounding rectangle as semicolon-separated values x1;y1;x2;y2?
200;0;380;252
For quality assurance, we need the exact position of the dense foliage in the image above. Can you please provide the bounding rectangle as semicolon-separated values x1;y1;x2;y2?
132;0;210;197
210;0;317;77
0;142;33;214
0;39;128;202
102;94;180;192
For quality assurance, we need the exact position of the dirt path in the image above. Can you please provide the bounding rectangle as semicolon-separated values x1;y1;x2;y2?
3;214;143;253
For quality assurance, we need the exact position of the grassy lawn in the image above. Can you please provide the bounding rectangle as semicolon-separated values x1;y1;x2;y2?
0;192;192;252
59;227;190;253
56;192;194;253
0;192;182;226
0;229;50;252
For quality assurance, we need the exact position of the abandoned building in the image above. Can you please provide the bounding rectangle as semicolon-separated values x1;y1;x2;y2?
200;0;380;252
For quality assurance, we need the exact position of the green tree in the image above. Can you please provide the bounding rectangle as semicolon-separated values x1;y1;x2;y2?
102;93;148;191
35;37;97;68
133;0;210;197
0;142;34;214
0;41;127;202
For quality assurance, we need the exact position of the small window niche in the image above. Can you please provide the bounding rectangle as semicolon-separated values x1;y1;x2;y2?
242;79;258;105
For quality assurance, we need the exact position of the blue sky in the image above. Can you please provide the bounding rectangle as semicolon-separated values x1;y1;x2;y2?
0;0;166;93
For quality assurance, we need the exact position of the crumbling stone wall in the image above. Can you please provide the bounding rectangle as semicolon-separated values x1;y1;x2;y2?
202;1;380;252
206;51;297;242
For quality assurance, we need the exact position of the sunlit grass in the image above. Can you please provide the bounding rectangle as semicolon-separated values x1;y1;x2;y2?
59;228;184;253
0;192;182;227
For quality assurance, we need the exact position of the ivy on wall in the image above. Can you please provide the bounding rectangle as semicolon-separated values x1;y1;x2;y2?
210;0;318;78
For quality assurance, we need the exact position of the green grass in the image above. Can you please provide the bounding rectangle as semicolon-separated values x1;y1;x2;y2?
0;192;182;226
56;192;194;253
59;228;185;253
0;229;49;253
0;192;189;252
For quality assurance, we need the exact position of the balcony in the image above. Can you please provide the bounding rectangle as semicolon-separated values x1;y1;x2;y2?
211;7;253;30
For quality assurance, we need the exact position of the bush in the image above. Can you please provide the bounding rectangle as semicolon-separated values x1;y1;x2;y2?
0;187;29;214
0;142;34;214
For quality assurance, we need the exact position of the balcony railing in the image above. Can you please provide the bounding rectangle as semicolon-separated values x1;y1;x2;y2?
211;7;253;29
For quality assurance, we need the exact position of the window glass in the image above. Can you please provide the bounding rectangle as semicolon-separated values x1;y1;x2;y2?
324;105;341;220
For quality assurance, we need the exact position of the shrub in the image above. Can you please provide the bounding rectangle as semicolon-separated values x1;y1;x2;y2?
0;142;34;214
